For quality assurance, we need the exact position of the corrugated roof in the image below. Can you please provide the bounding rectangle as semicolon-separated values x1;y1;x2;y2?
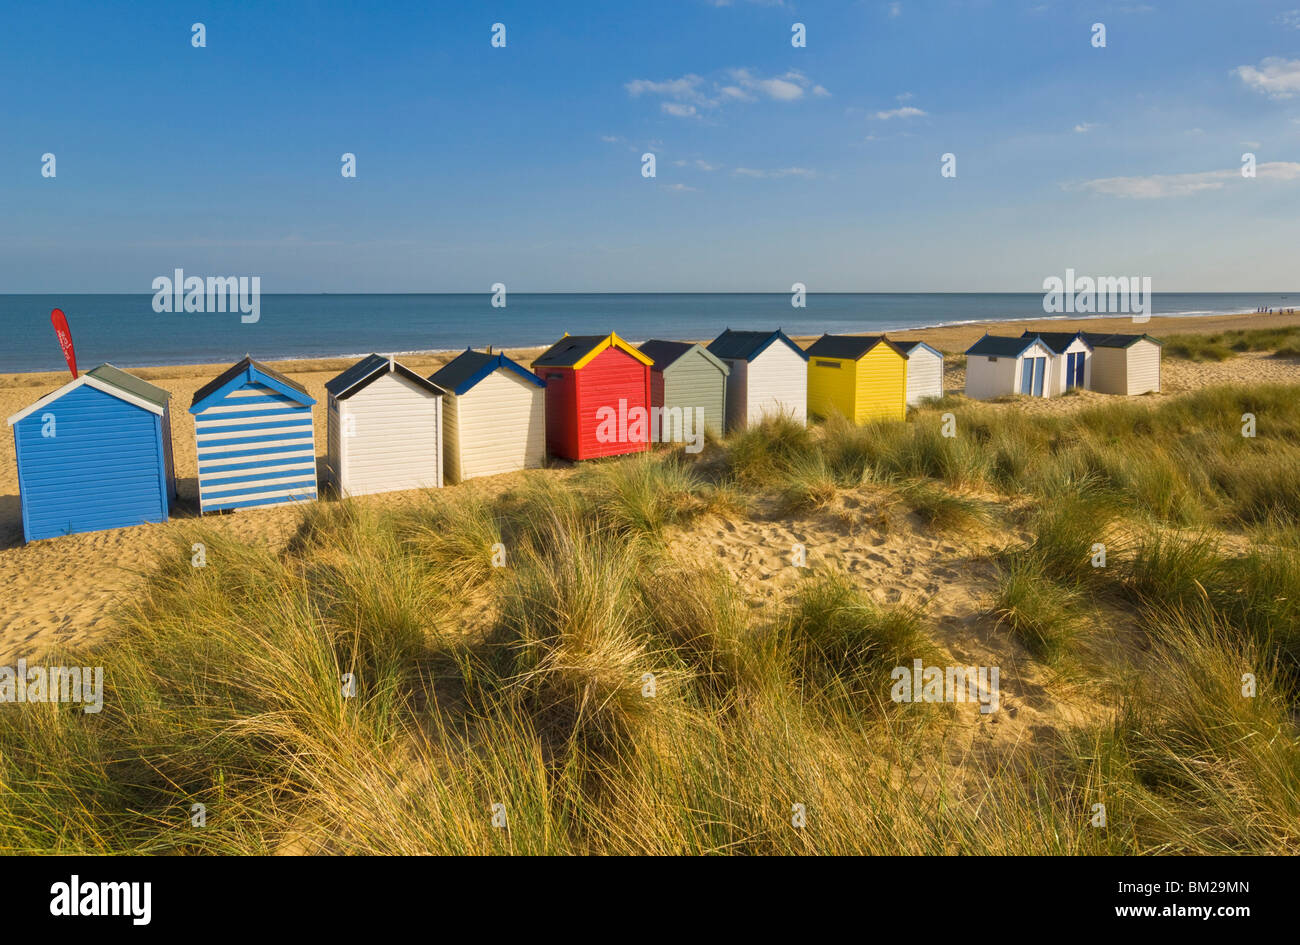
532;335;608;368
191;356;312;408
966;335;1045;357
805;334;905;360
1020;330;1090;354
1082;331;1163;348
706;328;807;362
428;348;543;395
86;363;170;410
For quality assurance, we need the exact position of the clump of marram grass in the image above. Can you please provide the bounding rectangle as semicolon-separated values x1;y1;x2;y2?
577;452;712;540
636;556;773;702
725;414;815;487
895;479;986;531
780;452;840;512
779;571;937;708
1069;609;1300;854
991;557;1084;662
491;520;676;757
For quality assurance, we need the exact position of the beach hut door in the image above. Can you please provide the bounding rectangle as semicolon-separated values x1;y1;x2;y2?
1066;352;1084;389
1021;357;1046;396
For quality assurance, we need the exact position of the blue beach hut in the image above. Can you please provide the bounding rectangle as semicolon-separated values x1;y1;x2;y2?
190;357;318;513
7;363;176;542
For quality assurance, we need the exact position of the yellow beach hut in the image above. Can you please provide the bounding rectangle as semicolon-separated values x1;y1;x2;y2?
805;334;908;423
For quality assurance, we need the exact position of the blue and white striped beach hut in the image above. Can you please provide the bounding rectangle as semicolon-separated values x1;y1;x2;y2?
189;357;318;513
7;363;175;542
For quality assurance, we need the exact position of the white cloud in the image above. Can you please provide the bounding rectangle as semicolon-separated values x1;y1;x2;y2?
626;75;706;100
1073;122;1098;133
1278;9;1300;29
600;135;623;144
1242;140;1262;148
733;166;817;179
1233;57;1300;99
663;183;697;192
870;106;927;120
1071;161;1300;198
896;91;913;101
672;159;721;171
888;2;903;17
625;68;829;116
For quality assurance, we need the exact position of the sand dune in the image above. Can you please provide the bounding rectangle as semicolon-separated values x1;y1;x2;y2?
2;309;1298;661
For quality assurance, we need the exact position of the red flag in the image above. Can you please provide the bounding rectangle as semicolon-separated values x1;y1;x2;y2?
50;308;78;379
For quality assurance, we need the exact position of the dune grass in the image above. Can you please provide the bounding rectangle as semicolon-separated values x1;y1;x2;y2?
3;384;1299;855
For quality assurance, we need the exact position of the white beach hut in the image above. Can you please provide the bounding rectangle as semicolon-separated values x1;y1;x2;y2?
1082;333;1163;395
896;341;945;406
325;354;445;497
963;335;1058;400
1022;331;1092;395
428;348;547;483
705;329;809;429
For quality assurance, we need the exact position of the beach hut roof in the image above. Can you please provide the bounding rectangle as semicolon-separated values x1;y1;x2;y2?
86;363;171;411
966;334;1049;357
707;328;808;362
326;353;444;400
190;356;315;413
895;340;943;359
637;339;730;374
805;334;907;361
532;332;653;369
7;363;170;426
1081;332;1164;348
1020;330;1092;354
429;348;544;395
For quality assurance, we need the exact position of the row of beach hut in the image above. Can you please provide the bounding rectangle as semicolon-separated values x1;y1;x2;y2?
964;331;1163;400
6;326;1158;542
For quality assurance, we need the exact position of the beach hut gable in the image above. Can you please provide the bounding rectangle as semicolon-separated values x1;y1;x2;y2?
430;348;546;396
432;349;546;482
805;334;909;423
707;329;808;429
638;340;731;438
8;364;175;543
896;341;945;408
190;358;318;514
963;335;1056;400
532;332;653;461
326;354;444;497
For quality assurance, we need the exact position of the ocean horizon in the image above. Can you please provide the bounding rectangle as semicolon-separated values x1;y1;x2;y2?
2;292;1295;375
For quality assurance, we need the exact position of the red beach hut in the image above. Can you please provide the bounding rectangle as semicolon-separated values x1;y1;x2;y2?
531;332;654;461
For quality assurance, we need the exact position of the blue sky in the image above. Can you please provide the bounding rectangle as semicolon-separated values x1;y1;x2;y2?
2;0;1298;292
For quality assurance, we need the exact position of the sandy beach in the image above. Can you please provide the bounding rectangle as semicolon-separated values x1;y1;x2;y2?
3;309;1299;661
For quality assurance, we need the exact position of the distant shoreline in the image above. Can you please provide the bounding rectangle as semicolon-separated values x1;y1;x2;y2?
4;308;1299;385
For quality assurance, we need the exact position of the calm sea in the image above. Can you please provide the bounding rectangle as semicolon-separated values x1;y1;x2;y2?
0;292;1293;374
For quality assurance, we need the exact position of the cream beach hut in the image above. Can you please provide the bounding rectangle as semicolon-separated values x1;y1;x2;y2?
1082;333;1163;395
325;354;445;497
706;329;809;429
428;348;546;483
895;341;945;407
963;335;1057;400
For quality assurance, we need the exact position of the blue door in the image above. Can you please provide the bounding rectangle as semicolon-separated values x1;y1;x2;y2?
1032;357;1045;396
1020;359;1034;394
1066;352;1085;389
